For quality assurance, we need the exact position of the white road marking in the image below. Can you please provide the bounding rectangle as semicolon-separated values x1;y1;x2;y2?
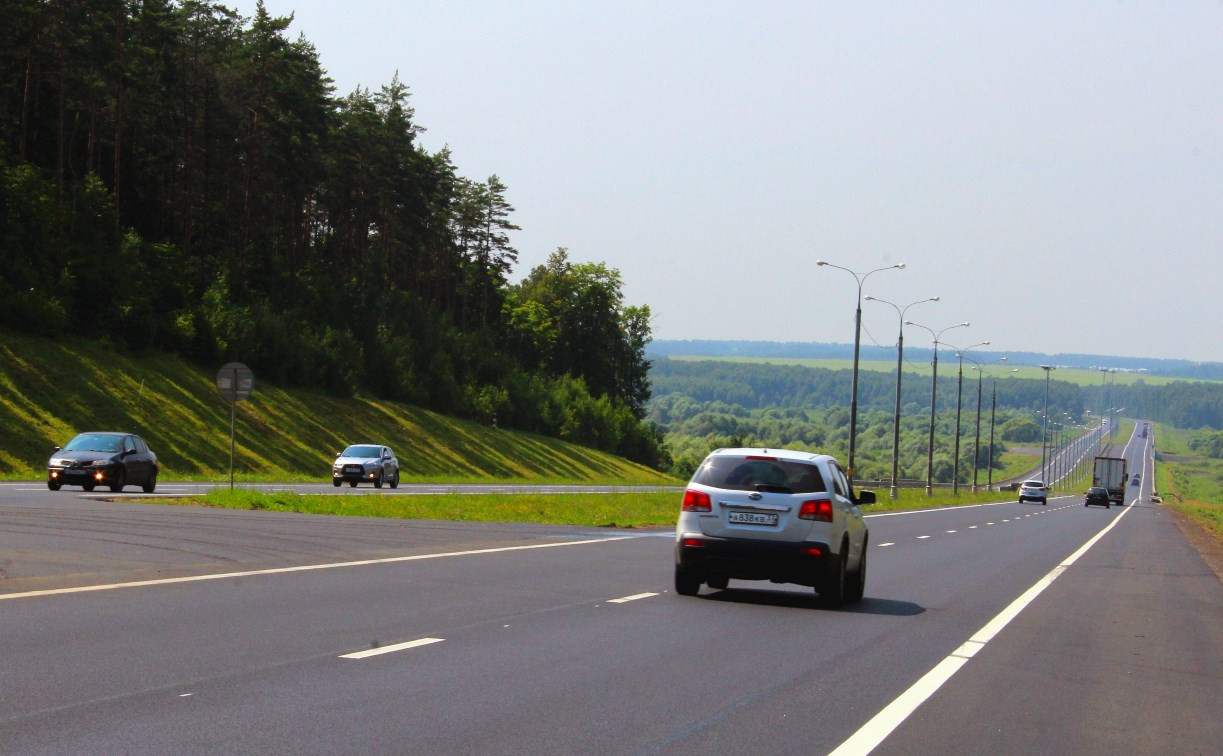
341;637;444;659
608;592;658;604
945;530;957;534
968;525;978;529
0;536;640;601
830;501;1136;756
879;542;895;547
916;535;931;540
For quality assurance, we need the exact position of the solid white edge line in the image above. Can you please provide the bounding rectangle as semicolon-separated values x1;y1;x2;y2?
607;592;659;604
0;536;639;601
340;637;444;659
829;503;1135;756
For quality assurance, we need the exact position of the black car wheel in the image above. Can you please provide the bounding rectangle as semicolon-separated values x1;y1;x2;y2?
374;470;384;489
389;469;399;489
109;470;126;493
47;480;61;491
82;482;95;492
142;469;157;493
348;480;358;488
706;575;729;590
674;567;701;597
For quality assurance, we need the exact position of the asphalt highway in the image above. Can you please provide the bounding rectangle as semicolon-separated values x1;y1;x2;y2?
2;426;1220;754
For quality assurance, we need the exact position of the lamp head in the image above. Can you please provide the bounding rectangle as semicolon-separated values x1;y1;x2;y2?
816;260;828;266
895;263;907;269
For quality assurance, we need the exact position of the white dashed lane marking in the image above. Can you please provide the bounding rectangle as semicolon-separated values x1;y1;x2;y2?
340;637;444;659
608;592;658;604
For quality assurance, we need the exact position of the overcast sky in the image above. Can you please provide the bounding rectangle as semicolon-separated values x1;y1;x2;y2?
238;0;1221;363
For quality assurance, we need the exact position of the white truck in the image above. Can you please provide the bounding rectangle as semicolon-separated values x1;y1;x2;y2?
1093;456;1128;505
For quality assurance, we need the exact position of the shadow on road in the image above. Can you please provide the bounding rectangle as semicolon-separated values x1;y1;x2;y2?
700;588;924;616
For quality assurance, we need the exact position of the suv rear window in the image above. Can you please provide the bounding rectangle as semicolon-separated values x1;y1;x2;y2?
691;457;828;494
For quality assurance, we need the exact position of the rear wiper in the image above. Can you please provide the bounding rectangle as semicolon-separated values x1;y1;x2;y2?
753;483;792;494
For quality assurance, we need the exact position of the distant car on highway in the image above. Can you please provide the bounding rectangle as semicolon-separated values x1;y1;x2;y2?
332;444;399;488
1084;486;1111;508
1131;474;1141;487
1018;479;1048;505
673;447;874;606
47;432;158;492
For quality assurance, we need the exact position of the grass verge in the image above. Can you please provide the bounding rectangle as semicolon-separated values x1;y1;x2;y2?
1153;423;1223;541
148;483;1033;528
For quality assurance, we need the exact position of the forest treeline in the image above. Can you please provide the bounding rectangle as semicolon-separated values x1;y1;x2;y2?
650;358;1223;478
0;1;666;467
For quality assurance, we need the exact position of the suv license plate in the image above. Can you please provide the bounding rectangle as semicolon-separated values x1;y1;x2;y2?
728;511;778;526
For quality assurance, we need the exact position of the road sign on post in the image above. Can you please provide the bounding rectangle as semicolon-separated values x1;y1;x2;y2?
216;362;254;489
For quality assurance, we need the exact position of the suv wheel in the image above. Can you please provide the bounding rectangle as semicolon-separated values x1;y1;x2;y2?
846;541;867;603
820;547;848;608
389;469;399;489
674;567;701;597
374;470;384;489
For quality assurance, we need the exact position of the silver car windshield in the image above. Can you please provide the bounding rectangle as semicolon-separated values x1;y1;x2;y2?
342;445;382;458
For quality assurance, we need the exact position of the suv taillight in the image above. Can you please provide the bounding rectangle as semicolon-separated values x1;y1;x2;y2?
682;489;712;512
798;497;833;522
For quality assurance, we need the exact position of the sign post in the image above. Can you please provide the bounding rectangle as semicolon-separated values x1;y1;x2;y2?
215;362;254;490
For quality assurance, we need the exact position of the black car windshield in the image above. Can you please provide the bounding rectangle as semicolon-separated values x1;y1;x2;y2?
691;457;827;494
342;445;381;458
63;434;122;453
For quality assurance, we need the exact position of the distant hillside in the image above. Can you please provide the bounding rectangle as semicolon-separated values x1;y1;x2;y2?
648;340;1223;381
0;332;676;484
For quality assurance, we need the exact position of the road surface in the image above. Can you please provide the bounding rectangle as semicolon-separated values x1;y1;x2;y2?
2;424;1219;753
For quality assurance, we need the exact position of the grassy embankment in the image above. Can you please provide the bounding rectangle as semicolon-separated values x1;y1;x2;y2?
0;331;1071;526
0;331;674;485
1152;423;1223;539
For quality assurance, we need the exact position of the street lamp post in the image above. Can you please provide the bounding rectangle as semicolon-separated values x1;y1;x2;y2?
948;342;990;495
1040;365;1055;484
983;367;1019;491
866;295;939;499
966;357;1009;492
817;260;906;485
906;321;970;496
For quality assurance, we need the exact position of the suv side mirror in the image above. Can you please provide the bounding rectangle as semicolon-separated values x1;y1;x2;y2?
855;490;876;505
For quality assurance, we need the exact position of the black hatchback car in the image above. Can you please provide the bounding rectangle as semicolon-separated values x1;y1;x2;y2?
48;432;158;492
1084;486;1111;508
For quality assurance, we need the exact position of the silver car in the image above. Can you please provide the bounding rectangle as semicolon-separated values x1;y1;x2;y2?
674;448;874;606
332;444;400;488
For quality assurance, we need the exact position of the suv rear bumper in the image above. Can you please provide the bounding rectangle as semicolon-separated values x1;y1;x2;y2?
675;533;834;588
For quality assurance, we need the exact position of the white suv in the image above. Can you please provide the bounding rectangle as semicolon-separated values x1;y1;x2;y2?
674;448;874;606
1018;479;1047;505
